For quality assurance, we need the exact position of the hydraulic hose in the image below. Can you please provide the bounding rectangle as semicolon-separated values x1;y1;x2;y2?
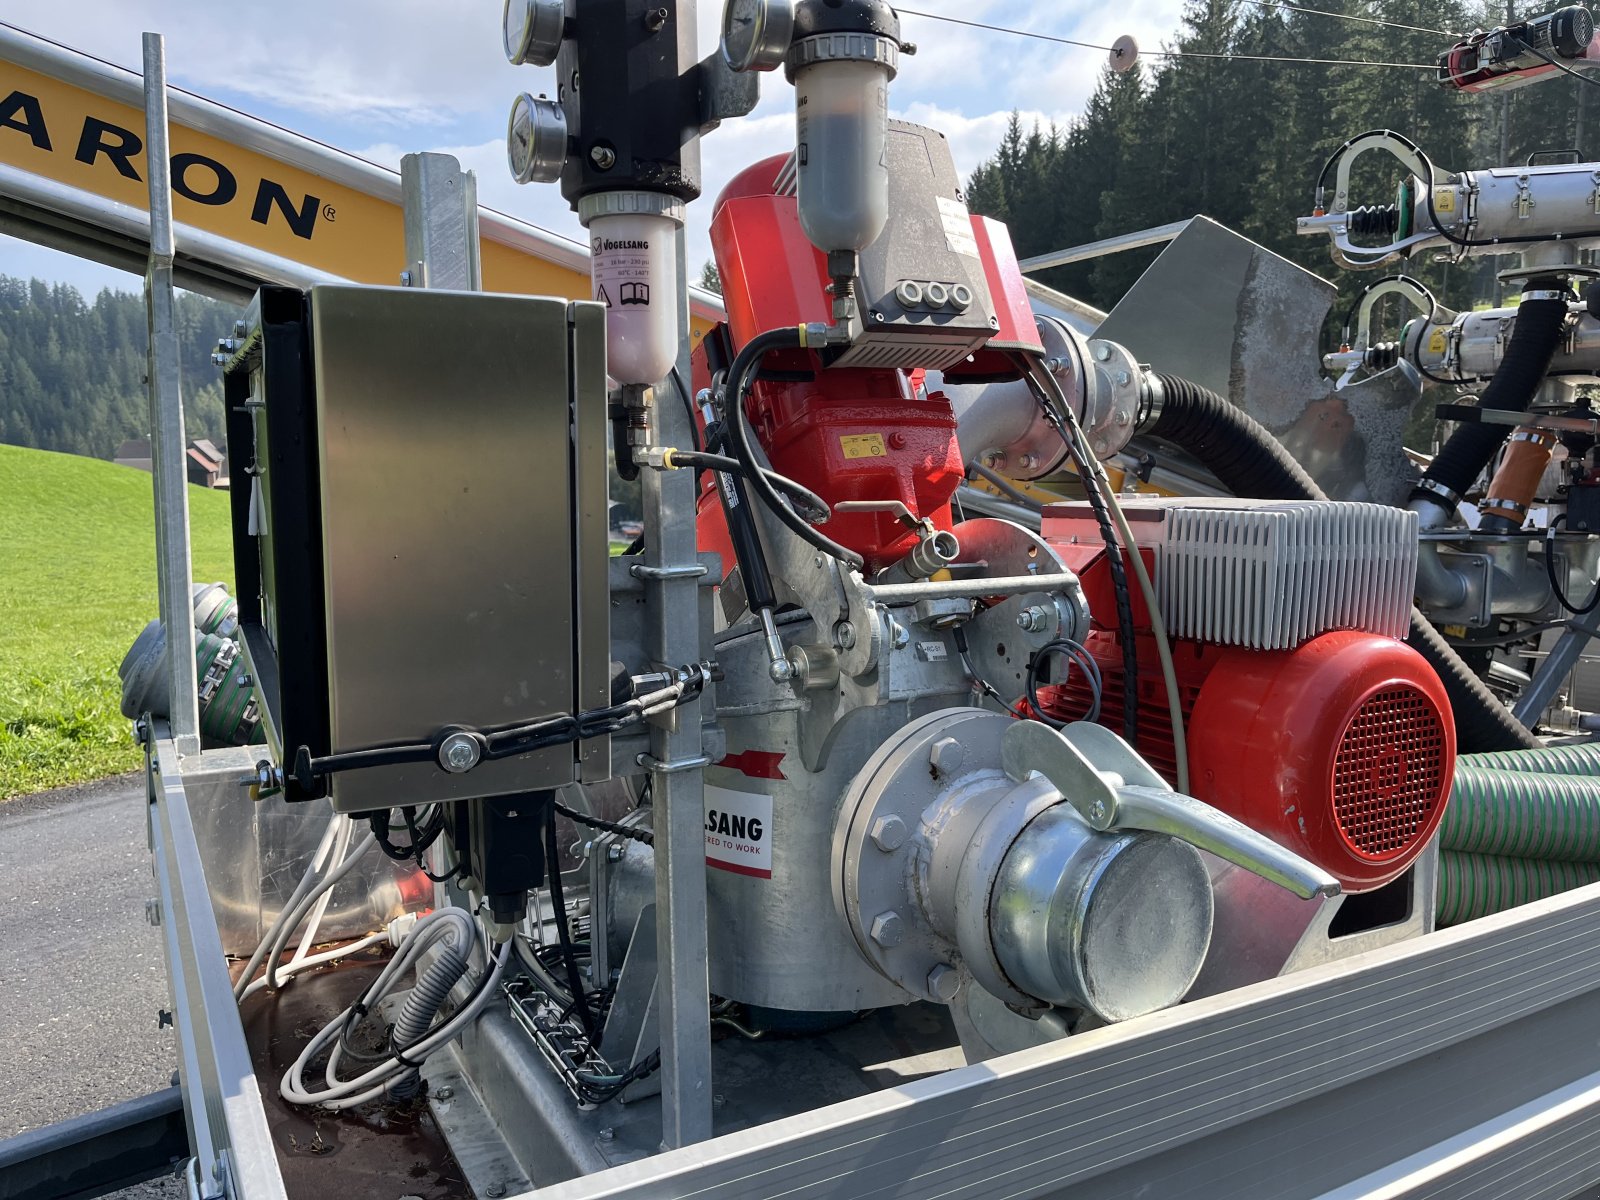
1411;286;1571;507
1146;372;1540;751
724;328;867;571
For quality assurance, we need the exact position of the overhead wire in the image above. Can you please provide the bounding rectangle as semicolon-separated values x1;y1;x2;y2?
895;7;1437;70
1248;1;1460;38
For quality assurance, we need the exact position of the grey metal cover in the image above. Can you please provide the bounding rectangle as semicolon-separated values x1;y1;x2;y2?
310;285;610;812
1096;217;1428;506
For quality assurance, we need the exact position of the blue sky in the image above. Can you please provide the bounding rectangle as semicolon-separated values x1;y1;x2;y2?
0;0;1188;296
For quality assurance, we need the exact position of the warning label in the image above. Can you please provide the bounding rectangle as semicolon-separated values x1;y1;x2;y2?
705;785;773;879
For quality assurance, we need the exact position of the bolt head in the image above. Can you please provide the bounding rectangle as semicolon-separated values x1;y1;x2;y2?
929;736;965;778
1019;453;1038;470
590;144;617;170
486;1185;507;1199
1093;343;1113;362
870;911;904;947
434;1086;454;1100
440;733;481;774
870;814;908;852
891;622;911;650
927;963;961;1002
1089;799;1108;823
607;842;625;862
835;621;857;650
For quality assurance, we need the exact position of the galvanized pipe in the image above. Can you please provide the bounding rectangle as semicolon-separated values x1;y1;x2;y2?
862;573;1075;604
142;33;199;753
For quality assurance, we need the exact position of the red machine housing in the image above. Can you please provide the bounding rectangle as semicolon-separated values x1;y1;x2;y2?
692;156;1039;575
1039;514;1456;894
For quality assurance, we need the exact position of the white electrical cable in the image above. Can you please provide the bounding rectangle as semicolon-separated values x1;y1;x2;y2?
1035;361;1191;794
261;831;379;991
280;910;511;1111
286;815;355;971
1098;483;1191;795
237;931;391;1003
233;809;347;1002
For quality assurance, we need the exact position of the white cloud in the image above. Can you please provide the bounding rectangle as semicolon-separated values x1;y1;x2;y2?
3;0;1191;289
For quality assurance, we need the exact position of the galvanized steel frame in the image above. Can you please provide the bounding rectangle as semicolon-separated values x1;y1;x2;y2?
147;731;285;1200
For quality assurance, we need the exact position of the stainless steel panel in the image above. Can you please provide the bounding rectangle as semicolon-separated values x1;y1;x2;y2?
179;745;421;955
309;284;605;812
1096;217;1427;505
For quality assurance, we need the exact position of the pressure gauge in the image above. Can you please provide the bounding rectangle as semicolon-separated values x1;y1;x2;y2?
503;0;564;67
506;93;568;185
721;0;794;72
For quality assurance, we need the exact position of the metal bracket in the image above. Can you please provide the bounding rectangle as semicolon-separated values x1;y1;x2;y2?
630;562;709;581
635;752;712;774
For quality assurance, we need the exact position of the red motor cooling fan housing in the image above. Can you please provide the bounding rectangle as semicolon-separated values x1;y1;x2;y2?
1040;519;1456;894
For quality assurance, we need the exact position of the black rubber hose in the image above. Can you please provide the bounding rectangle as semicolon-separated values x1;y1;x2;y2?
723;328;867;571
1411;287;1570;505
1147;373;1539;752
544;804;598;1042
1147;374;1324;501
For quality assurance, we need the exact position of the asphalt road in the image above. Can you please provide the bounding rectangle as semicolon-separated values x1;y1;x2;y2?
1;773;183;1198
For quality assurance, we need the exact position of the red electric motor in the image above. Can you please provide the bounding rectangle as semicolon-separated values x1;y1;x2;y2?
1039;502;1456;894
691;128;1041;576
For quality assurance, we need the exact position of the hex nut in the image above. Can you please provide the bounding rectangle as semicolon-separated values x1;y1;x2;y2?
927;963;962;1002
870;814;908;852
870;911;904;947
928;736;965;778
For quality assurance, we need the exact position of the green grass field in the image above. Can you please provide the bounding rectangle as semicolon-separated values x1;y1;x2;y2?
0;443;234;798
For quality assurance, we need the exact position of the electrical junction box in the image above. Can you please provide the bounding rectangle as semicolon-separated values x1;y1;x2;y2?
223;284;612;813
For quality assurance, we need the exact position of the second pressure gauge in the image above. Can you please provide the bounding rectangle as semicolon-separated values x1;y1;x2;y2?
721;0;794;72
503;0;564;67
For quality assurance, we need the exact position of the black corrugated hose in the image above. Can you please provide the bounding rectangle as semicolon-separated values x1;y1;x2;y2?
1147;372;1541;752
1411;286;1571;505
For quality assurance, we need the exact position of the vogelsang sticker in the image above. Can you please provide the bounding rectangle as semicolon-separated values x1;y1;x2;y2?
704;785;773;879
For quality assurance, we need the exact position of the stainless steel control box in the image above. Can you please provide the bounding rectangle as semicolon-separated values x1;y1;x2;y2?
226;284;611;813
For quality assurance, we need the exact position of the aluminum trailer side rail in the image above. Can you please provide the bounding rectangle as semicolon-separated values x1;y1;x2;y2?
130;730;1600;1200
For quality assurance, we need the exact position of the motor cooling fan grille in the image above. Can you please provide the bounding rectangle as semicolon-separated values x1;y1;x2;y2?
1332;685;1447;858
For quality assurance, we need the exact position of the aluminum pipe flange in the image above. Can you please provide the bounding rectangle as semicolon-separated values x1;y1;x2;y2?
1031;317;1144;463
832;707;1216;1022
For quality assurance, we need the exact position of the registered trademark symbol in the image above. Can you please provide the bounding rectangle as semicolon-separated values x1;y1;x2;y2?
322;204;337;222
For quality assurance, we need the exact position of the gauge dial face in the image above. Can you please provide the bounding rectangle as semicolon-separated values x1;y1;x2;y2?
721;0;792;72
504;0;534;64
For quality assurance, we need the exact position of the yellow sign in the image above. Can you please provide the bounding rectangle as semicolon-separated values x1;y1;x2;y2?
0;63;716;338
1433;188;1456;214
840;433;887;460
1428;329;1448;355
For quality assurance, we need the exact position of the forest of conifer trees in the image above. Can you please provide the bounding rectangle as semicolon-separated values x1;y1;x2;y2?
963;0;1596;319
0;274;238;460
